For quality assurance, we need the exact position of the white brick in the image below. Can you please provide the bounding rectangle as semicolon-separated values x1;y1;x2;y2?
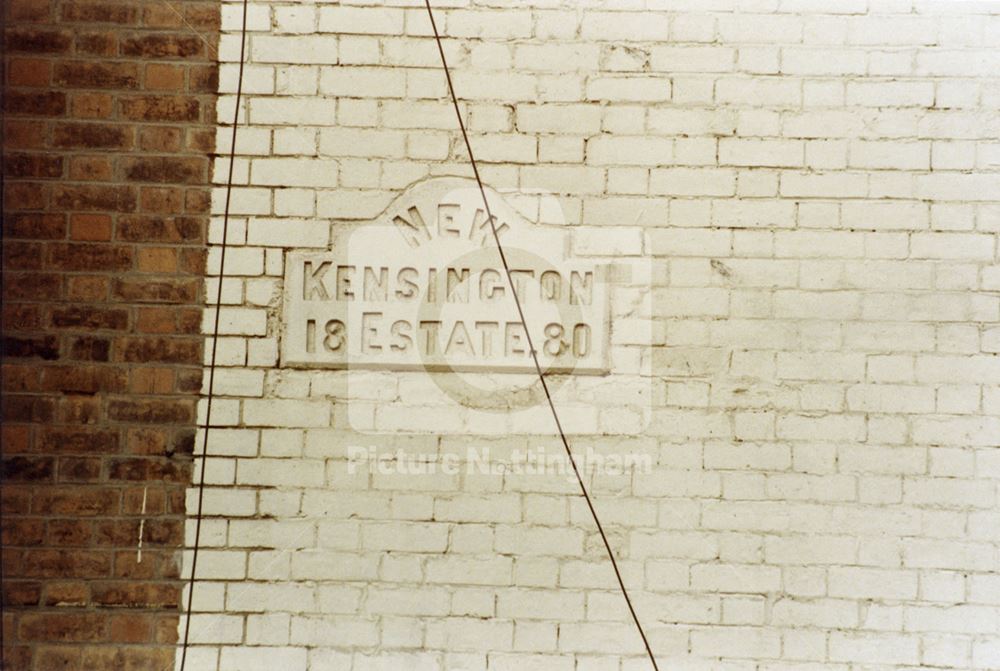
317;7;404;35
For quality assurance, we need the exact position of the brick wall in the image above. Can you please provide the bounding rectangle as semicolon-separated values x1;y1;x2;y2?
184;1;1000;669
2;0;217;668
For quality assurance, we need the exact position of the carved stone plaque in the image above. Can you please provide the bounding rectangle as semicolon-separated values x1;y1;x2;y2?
281;178;610;374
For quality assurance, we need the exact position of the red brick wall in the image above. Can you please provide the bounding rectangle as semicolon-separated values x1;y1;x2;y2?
2;1;217;667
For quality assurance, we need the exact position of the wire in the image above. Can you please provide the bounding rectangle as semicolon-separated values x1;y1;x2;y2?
422;2;661;669
177;0;248;667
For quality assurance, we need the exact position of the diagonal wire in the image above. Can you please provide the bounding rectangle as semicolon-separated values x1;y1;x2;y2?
177;0;248;667
422;2;662;669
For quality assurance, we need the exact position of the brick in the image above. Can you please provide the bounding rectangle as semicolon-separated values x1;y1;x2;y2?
117;216;203;242
71;92;114;119
586;76;671;102
60;2;138;24
54;61;139;89
123;157;208;184
19;614;108;642
52;122;133;149
118;337;201;365
2;335;60;360
719;138;804;167
47;243;132;272
107;398;194;424
3;91;67;116
9;58;52;87
52;184;137;212
120;95;199;122
69;156;113;181
3;153;63;179
4;213;66;240
76;30;118;57
7;28;73;53
120;34;203;58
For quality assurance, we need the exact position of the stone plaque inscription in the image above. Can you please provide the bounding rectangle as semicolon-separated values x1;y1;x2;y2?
281;178;610;374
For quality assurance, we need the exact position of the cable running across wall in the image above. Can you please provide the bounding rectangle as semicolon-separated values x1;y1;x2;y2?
177;0;249;668
422;2;662;669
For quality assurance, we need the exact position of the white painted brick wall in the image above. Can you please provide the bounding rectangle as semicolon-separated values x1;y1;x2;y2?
186;1;1000;669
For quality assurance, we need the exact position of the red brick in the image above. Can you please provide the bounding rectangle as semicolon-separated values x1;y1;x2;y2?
59;457;103;482
107;613;151;643
2;366;41;393
43;581;90;607
174;371;201;396
106;397;195;423
184;4;221;30
50;305;130;331
53;123;132;150
2;456;55;481
47;243;133;272
71;92;114;119
3;213;66;240
7;29;73;54
60;2;139;24
83;645;175;670
3;273;61;301
4;582;43;606
116;215;202;242
142;5;184;29
4;241;44;270
124;156;206;185
186;128;215;154
136;248;178;273
9;58;52;87
3;90;67;116
125;428;174;457
108;458;184;483
0;426;33;452
76;31;119;57
179;248;207;275
112;277;198;304
3;3;218;663
39;366;128;393
54;61;140;89
2;395;57;422
4;120;47;149
139;186;184;212
138;126;182;152
19;550;112;580
52;184;137;212
19;613;108;642
4;153;63;179
69;214;113;241
145;64;184;91
120;95;199;122
5;182;48;209
33;488;119;516
4;304;43;331
47;520;93;546
2;645;33;670
120;33;204;58
9;0;52;21
2;519;45;545
67;335;112;361
69;156;114;181
93;583;180;609
1;336;60;360
190;64;219;94
67;276;111;302
2;486;34;514
136;308;176;333
39;428;119;454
